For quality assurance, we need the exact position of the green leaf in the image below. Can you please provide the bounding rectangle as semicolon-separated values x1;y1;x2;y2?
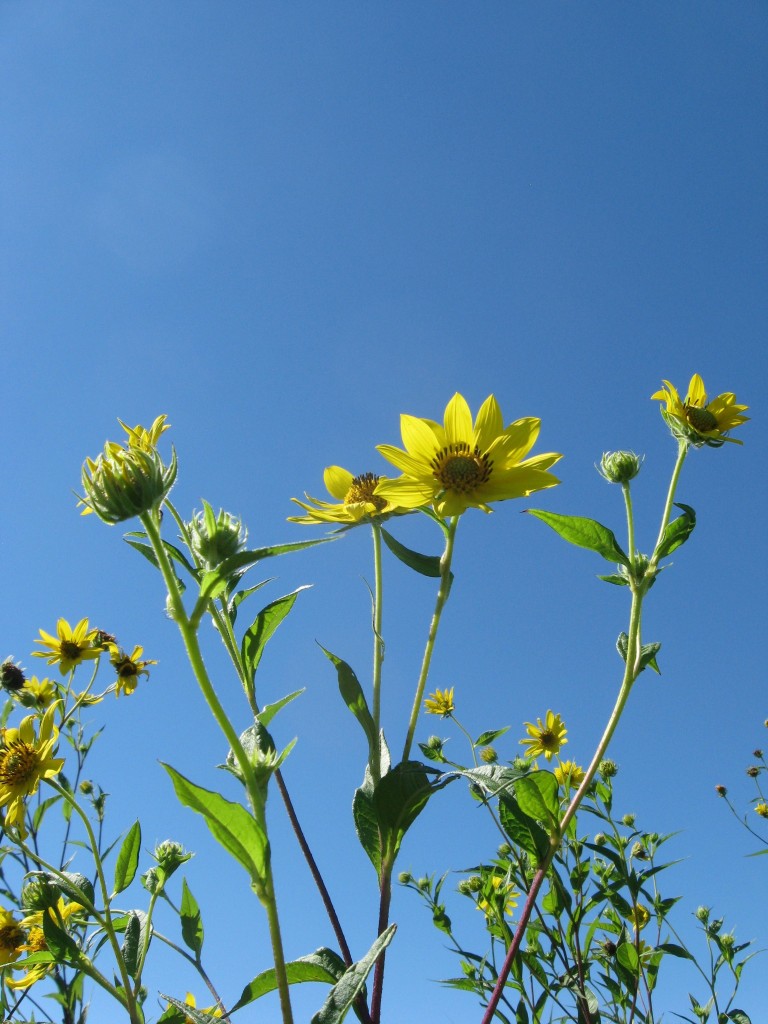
216;538;333;582
311;924;396;1024
616;941;640;976
655;503;696;560
374;762;446;863
162;764;268;887
498;796;550;862
616;633;662;675
527;510;630;567
352;785;382;874
321;647;377;766
657;942;694;960
161;995;224;1023
598;573;629;586
180;878;204;956
228;578;273;623
515;772;560;827
230;947;347;1011
57;872;95;909
475;727;510;746
113;820;141;895
42;908;80;962
124;533;194;584
380;528;447;579
241;588;308;688
197;569;230;604
725;1010;752;1024
121;911;142;978
257;689;304;729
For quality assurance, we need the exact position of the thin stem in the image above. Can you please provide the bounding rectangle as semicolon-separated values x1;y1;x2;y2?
650;440;688;568
371;522;384;784
402;516;458;763
369;864;392;1024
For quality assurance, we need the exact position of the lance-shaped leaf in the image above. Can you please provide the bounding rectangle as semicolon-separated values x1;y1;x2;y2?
459;766;550;861
56;872;95;909
527;510;630;567
180;878;204;956
311;924;396;1024
161;995;225;1023
163;764;268;887
655;502;696;560
241;587;309;688
321;647;377;766
113;820;141;895
230;948;347;1011
380;527;450;582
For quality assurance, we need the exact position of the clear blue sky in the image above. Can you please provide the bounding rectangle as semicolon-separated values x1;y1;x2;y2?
2;3;766;1020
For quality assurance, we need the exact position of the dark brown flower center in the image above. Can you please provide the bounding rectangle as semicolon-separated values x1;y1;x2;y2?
685;406;718;433
0;742;38;787
60;641;84;661
539;730;558;751
116;659;138;679
0;922;26;953
431;443;492;493
345;473;387;512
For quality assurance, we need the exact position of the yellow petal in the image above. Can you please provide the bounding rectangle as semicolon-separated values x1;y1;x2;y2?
473;395;503;450
685;374;707;408
323;466;354;500
443;393;473;445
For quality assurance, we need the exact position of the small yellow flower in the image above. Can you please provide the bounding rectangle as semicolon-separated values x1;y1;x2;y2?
424;687;455;717
33;618;101;675
477;875;519;920
0;907;26;966
0;703;65;837
554;760;585;788
755;802;768;819
181;992;223;1021
375;392;562;517
112;414;171;454
627;903;651;932
18;676;58;709
652;374;748;447
520;710;568;761
109;644;156;697
289;466;408;526
5;925;47;989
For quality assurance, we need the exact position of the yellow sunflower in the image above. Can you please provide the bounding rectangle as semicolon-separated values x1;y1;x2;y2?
289;466;407;525
33;618;101;675
0;907;26;966
375;392;561;517
18;676;58;710
553;760;586;788
423;687;455;717
108;644;156;697
181;992;223;1021
520;710;568;761
0;703;65;837
652;374;748;447
5;925;48;989
477;875;519;920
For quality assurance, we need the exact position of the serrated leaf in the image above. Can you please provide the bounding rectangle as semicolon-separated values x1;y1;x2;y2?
230;948;347;1011
180;878;204;956
114;820;141;895
162;764;268;887
311;924;396;1024
380;528;446;579
527;510;630;566
655;503;696;560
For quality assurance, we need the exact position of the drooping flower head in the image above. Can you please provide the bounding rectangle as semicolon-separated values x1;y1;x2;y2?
0;703;65;837
33;618;101;675
375;393;561;517
289;466;408;526
109;644;156;697
520;710;568;761
652;374;748;448
0;907;26;966
424;687;455;717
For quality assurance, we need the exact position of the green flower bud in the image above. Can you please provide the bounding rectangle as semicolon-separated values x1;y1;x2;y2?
599;451;643;484
79;779;94;795
466;875;483;893
153;840;193;878
593;832;608;846
622;813;636;827
497;843;512;858
598;759;618;779
141;867;161;894
720;931;736;951
81;442;177;524
480;746;497;764
187;502;247;570
631;840;648;860
457;879;474;896
416;877;431;892
0;658;26;692
695;905;710;923
397;871;413;885
21;876;60;911
425;735;444;751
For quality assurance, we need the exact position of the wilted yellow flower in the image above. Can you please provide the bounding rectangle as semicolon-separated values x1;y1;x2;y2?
375;392;561;517
554;760;585;788
520;710;568;761
289;466;407;525
627;903;650;932
0;703;65;837
652;374;748;447
33;618;101;675
109;644;156;697
424;687;455;717
477;875;519;920
0;907;26;966
7;898;82;990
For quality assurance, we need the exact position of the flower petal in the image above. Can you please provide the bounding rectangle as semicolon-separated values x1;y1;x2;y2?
443;393;474;446
323;466;354;501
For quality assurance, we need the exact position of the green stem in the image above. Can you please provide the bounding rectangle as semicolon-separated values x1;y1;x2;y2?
650;440;689;568
371;522;384;784
401;516;458;763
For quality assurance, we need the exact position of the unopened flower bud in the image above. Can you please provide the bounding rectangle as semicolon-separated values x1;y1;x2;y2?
715;784;727;797
81;439;177;524
602;939;617;956
622;813;636;827
79;780;94;795
466;875;483;893
599;451;643;484
416;877;431;892
720;932;736;951
598;759;618;779
153;840;192;878
497;843;512;858
695;905;710;923
457;879;474;896
480;746;497;764
594;832;608;846
753;749;763;759
631;841;648;860
746;766;759;778
187;503;247;570
21;877;59;911
398;871;412;885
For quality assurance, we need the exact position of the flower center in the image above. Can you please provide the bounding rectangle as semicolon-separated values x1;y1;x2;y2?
685;406;718;433
60;641;83;661
538;730;559;752
116;659;138;679
431;444;492;494
0;922;25;952
0;742;39;787
345;473;387;512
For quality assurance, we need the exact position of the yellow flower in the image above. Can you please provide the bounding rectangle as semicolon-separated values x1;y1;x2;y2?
424;687;455;717
554;760;585;788
289;466;407;525
520;710;568;761
375;392;561;517
112;414;171;454
477;875;519;920
0;907;26;966
109;644;156;697
627;903;650;932
652;374;749;447
181;992;223;1021
0;703;65;837
755;802;768;819
18;676;58;709
33;618;101;675
5;926;48;989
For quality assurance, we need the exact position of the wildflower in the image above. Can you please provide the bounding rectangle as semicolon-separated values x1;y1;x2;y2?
17;676;57;710
652;374;748;448
0;907;26;965
627;903;650;931
424;687;455;717
109;644;156;697
755;802;768;819
477;875;519;919
7;897;82;990
375;392;561;517
181;993;223;1021
0;658;26;692
746;765;760;778
187;503;247;567
33;618;101;675
754;749;764;759
599;451;643;484
112;415;171;454
289;466;407;526
553;760;585;788
520;710;567;761
0;703;65;836
480;746;497;764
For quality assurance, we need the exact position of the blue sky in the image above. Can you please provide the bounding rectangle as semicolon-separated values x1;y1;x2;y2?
2;2;766;1020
